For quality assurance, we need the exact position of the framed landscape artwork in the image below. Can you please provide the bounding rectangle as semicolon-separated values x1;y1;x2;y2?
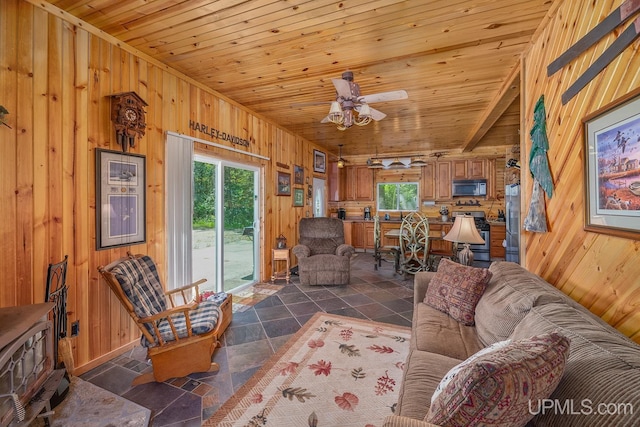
313;150;326;173
583;87;640;239
277;171;291;196
96;148;146;250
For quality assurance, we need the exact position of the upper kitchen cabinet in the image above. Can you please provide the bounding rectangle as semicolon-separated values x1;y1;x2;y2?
340;165;374;201
328;161;340;202
436;161;452;201
452;159;486;179
420;162;436;201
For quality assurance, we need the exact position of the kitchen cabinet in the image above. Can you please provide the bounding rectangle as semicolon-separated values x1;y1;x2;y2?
364;222;375;249
428;223;453;254
420;162;436;201
340;166;374;201
486;158;497;200
452;159;486;179
436;161;452;200
490;223;506;260
350;221;375;250
328;161;340;202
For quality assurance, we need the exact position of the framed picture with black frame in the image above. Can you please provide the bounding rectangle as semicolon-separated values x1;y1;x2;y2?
294;164;304;185
96;148;146;250
583;87;640;240
313;149;326;173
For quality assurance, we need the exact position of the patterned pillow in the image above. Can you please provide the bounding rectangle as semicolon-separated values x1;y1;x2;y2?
427;331;570;427
423;258;492;325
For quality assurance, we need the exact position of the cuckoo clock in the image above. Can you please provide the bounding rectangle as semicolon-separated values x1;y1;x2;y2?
110;92;147;152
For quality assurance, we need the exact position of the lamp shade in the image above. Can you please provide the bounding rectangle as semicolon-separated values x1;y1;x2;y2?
443;215;485;244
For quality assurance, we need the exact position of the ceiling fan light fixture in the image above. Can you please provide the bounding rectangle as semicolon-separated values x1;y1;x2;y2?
327;101;344;125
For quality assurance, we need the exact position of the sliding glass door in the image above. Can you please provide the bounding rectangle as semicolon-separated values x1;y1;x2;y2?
193;155;259;293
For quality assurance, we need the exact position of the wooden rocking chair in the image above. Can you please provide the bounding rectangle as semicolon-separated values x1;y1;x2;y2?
98;253;231;385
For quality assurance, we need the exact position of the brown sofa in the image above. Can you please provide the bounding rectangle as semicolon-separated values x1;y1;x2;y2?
384;261;640;427
292;217;355;286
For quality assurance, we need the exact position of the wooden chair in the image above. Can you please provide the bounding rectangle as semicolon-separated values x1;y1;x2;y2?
398;212;430;275
98;253;231;385
373;216;400;272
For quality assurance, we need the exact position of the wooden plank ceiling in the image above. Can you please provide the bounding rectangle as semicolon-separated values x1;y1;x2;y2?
47;0;552;158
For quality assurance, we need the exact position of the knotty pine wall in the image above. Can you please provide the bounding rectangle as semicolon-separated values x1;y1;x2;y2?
0;0;325;373
521;0;640;342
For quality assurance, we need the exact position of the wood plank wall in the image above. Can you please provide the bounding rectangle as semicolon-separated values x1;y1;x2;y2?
522;0;640;342
0;0;326;373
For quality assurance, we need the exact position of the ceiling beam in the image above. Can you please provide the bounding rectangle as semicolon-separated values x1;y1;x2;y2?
462;62;521;152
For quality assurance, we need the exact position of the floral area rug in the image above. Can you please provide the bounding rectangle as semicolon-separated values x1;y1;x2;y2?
205;313;411;427
232;283;285;312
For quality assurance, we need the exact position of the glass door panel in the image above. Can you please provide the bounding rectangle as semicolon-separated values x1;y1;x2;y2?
192;156;259;293
222;165;257;291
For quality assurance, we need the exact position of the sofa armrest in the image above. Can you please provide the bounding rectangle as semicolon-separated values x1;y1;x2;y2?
336;243;355;257
292;244;310;258
382;415;441;427
414;271;436;303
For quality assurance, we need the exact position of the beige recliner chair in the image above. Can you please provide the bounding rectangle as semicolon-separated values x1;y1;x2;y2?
292;218;355;285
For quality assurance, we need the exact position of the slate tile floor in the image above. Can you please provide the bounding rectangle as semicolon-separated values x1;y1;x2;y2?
80;253;416;426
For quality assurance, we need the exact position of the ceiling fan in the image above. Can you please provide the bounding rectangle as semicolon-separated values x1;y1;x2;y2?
320;71;408;130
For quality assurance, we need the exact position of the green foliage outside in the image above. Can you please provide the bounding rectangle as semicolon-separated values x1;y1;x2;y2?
193;162;255;231
377;182;418;211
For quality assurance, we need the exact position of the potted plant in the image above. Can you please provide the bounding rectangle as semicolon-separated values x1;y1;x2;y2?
439;205;449;222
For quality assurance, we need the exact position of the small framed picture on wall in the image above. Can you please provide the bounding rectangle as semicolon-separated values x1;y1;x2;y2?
313;150;326;173
276;171;291;196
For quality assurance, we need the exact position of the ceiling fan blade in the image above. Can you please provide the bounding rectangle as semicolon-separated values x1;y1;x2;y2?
368;107;387;121
320;115;331;123
358;90;408;104
332;78;353;99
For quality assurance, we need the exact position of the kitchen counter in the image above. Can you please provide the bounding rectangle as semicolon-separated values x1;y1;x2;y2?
341;217;454;225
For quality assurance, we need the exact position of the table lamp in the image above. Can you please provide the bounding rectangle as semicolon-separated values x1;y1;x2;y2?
443;215;485;266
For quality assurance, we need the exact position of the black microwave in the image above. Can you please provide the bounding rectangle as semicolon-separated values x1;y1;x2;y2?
452;179;487;197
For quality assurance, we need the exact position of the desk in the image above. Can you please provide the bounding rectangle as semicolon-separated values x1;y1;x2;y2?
271;248;290;283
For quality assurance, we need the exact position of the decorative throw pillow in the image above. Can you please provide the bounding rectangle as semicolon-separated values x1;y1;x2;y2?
431;339;512;405
423;258;492;325
427;331;570;427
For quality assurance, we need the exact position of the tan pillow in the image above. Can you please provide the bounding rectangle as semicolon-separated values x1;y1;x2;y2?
423;258;492;325
427;331;570;427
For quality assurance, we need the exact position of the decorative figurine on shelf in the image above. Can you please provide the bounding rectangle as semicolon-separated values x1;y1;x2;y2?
439;205;449;222
276;234;287;249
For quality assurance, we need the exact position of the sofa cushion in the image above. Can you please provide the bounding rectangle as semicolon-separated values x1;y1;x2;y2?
396;349;462;420
423;258;492;326
510;303;640;426
413;302;484;360
427;331;570;427
474;261;566;345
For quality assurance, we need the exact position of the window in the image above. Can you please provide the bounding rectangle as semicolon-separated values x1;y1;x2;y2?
377;182;419;211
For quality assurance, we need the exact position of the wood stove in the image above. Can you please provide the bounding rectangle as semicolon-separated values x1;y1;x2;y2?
0;303;65;426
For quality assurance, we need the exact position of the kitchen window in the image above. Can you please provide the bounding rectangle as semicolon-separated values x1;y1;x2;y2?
377;182;419;211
